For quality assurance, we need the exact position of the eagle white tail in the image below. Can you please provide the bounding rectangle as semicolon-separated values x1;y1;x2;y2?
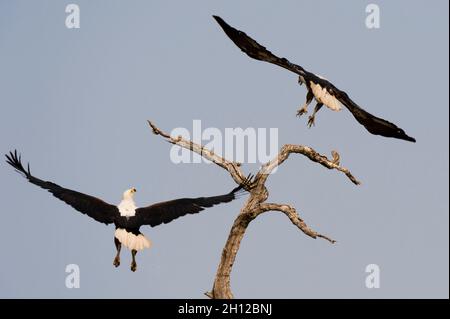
115;228;152;251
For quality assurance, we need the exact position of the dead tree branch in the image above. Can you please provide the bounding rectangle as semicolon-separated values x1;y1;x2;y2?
148;120;250;188
148;120;360;299
258;203;336;243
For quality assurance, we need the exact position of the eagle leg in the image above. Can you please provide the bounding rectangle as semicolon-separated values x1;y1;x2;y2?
113;237;121;267
308;103;323;128
130;249;138;272
297;90;314;117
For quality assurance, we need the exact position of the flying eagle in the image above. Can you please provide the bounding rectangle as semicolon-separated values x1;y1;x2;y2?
213;15;416;143
6;150;250;272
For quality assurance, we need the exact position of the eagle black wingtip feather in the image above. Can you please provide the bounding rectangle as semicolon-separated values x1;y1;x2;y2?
230;184;244;195
229;184;248;199
230;173;254;197
212;15;224;24
212;15;233;32
5;149;30;177
397;132;416;143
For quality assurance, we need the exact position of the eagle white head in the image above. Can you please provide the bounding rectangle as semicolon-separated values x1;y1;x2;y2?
119;188;138;217
122;188;137;200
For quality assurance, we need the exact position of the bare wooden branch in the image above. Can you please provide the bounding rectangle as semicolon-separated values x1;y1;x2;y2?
258;145;360;186
258;203;336;244
148;120;360;299
148;120;249;187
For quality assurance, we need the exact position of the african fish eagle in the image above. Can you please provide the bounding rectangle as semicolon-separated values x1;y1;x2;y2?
6;150;249;272
213;15;416;143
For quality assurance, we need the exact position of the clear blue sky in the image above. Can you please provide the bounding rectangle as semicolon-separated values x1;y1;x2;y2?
0;0;448;298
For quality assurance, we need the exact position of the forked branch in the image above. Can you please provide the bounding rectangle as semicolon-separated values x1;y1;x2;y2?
148;120;360;299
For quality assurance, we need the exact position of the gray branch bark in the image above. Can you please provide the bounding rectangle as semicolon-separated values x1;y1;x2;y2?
148;120;360;299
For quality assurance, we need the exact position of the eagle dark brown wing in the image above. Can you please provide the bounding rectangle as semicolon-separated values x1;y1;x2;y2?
134;185;246;227
302;75;417;142
6;150;119;225
213;15;306;77
335;91;416;142
213;15;416;143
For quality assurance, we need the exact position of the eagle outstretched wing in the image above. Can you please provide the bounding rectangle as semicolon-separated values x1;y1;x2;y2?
6;150;119;225
335;91;416;142
304;76;417;142
213;15;416;143
134;183;249;227
213;15;306;77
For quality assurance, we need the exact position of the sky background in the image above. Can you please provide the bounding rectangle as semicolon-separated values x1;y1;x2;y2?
0;0;448;298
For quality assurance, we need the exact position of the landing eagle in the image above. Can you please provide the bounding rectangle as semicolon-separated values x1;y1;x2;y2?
213;15;416;143
6;150;250;272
